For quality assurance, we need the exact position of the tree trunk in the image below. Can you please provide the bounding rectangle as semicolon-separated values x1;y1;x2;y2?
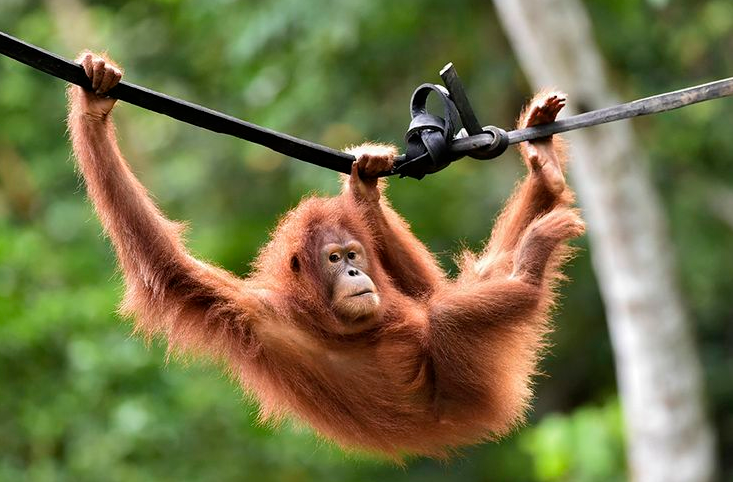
491;1;717;481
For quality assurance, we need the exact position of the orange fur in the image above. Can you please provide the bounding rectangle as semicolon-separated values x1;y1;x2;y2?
67;63;583;459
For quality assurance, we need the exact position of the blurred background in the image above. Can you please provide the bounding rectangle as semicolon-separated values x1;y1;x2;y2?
0;0;731;481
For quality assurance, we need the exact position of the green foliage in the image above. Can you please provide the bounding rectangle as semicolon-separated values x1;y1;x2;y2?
1;0;731;480
519;400;625;482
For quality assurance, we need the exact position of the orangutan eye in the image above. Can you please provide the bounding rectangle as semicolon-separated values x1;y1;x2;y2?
329;253;340;263
347;251;356;260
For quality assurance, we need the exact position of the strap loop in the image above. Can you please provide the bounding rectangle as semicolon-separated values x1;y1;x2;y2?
395;83;463;180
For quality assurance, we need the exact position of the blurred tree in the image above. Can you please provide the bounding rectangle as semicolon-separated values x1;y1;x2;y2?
493;1;717;481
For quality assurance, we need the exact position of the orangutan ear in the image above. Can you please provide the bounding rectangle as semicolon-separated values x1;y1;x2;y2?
290;255;300;273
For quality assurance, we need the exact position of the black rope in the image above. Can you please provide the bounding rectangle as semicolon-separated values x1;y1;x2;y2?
0;31;357;174
0;31;508;179
2;30;732;180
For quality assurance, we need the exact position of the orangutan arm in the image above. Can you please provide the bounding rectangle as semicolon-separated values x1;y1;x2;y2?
472;91;578;279
342;144;445;298
67;52;269;358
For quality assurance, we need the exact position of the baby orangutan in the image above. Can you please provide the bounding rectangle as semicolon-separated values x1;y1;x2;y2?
67;52;584;458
